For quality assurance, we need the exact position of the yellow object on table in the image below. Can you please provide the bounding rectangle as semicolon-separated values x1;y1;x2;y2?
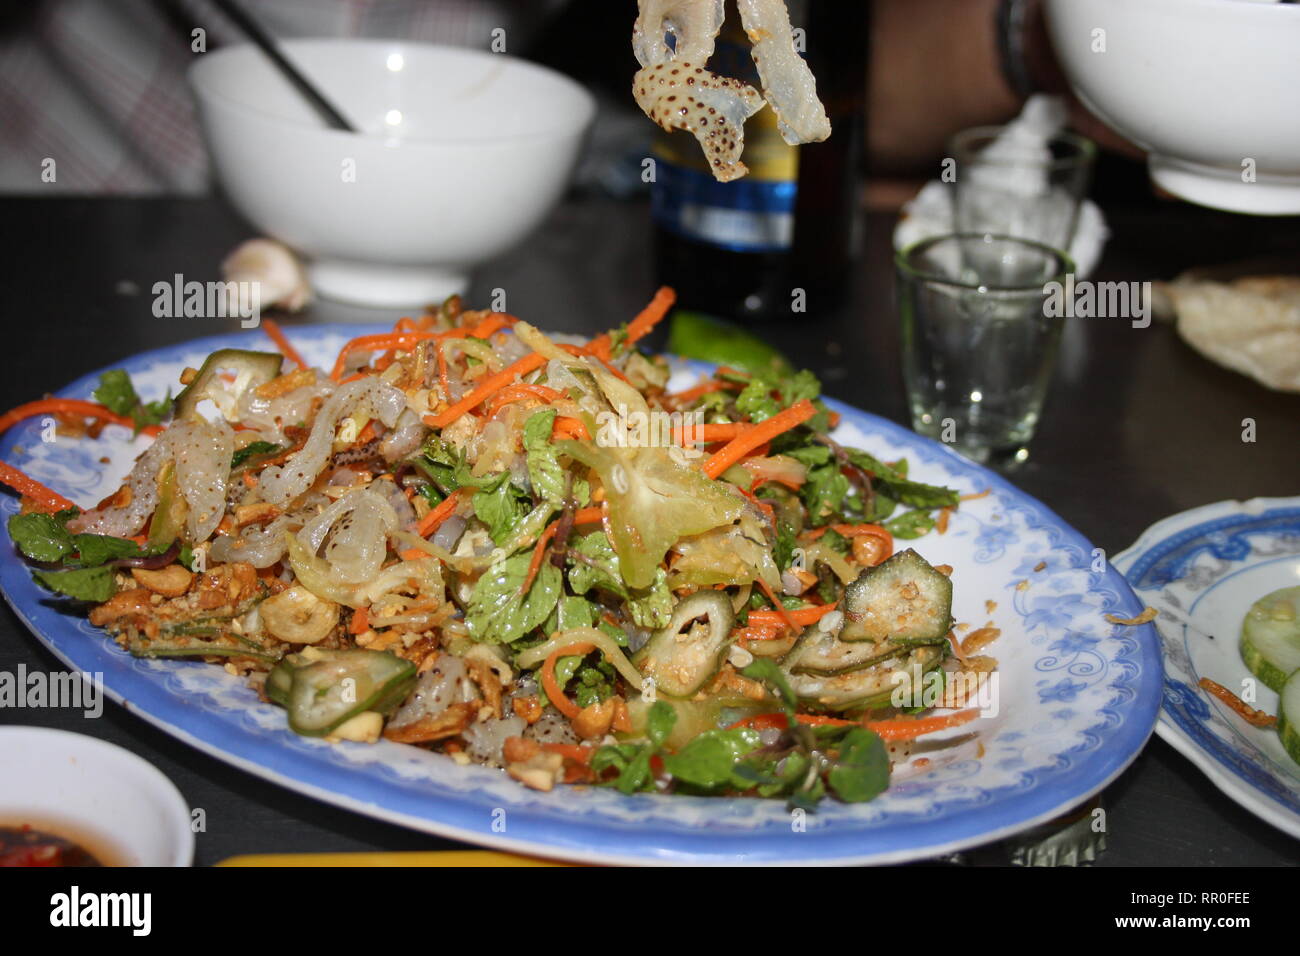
217;850;571;867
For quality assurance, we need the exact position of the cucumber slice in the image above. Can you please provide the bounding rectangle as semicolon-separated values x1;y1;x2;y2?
173;349;283;422
634;591;736;699
841;549;953;643
787;645;947;712
1278;670;1300;767
1240;586;1300;693
785;628;908;676
284;649;416;736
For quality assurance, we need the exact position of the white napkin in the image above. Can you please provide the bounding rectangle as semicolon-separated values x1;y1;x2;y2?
892;95;1109;277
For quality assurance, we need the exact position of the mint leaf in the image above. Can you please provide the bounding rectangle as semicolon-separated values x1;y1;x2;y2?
826;727;890;803
523;409;565;504
32;566;116;603
7;511;76;563
568;531;673;629
72;534;146;567
465;552;562;644
472;477;531;545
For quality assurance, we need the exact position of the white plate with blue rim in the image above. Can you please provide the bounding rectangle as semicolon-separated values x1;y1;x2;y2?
1113;497;1300;840
0;325;1163;865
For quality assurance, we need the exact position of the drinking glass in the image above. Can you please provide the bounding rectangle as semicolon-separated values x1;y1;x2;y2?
896;233;1074;466
950;126;1096;250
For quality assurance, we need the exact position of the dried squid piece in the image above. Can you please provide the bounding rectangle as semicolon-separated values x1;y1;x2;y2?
632;0;726;67
633;62;765;182
735;0;830;144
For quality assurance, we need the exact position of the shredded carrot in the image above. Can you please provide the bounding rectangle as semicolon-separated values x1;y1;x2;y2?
542;642;597;720
485;383;563;417
960;488;992;501
424;352;547;429
624;286;677;346
434;339;451;401
242;471;258;489
399;548;427;561
586;286;676;360
803;523;894;562
416;488;465;537
865;709;980;741
672;422;747;446
330;331;438;380
755;578;803;633
0;461;77;513
936;506;952;534
572;506;605;525
520;520;559;595
703;399;817;479
664;378;738;408
355;421;377;445
727;712;854;731
747;601;838;631
732;623;782;647
1199;677;1277;728
0;398;164;438
552;416;591;441
348;607;370;635
261;319;308;370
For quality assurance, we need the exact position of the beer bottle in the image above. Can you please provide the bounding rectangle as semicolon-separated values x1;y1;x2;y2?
650;1;870;321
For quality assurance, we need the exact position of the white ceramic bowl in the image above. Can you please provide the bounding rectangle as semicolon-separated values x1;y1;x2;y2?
1044;0;1300;215
190;40;596;306
0;726;194;866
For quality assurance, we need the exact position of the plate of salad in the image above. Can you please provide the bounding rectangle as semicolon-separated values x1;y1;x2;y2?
1113;497;1300;839
0;290;1161;864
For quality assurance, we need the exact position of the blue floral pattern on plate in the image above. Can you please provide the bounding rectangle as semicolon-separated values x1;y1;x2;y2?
1113;498;1300;838
0;326;1162;864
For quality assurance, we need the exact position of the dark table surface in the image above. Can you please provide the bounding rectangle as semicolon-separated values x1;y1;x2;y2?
1;194;1298;866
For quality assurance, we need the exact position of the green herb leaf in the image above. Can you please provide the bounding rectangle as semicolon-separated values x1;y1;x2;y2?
662;728;762;789
92;369;139;417
645;700;677;746
472;477;532;546
7;511;76;563
31;565;116;603
826;727;891;803
523;409;565;504
884;509;937;540
465;552;562;644
71;534;145;567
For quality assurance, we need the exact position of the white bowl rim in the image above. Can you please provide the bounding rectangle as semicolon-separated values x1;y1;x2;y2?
187;38;597;147
1101;0;1300;13
0;725;195;867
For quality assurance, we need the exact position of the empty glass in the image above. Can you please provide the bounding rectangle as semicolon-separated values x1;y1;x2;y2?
896;234;1074;466
950;126;1096;250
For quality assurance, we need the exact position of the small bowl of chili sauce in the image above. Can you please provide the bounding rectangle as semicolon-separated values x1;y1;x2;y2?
0;727;193;867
